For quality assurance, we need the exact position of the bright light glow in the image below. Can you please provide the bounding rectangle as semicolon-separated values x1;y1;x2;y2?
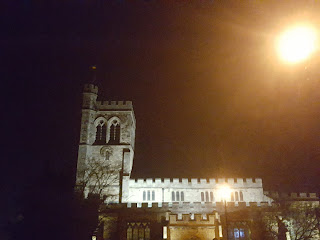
217;184;231;201
277;25;317;63
163;226;167;239
219;225;223;237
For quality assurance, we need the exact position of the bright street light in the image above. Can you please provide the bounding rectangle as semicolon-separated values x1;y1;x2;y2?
277;25;318;63
218;184;231;202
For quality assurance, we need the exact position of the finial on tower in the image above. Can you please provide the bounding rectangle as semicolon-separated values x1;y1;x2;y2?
90;65;97;84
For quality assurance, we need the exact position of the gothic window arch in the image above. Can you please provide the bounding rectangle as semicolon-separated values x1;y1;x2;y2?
133;228;138;240
127;223;150;240
205;191;209;202
145;226;150;240
240;191;244;201
210;192;214;202
105;151;110;160
127;227;133;240
108;117;121;144
172;191;175;201
201;192;204;202
94;117;107;144
138;226;144;239
176;191;180;201
143;191;146;201
235;191;239;201
147;191;150;201
181;191;184;201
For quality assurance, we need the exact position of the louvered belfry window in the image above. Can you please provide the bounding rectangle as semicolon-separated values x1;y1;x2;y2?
109;119;120;144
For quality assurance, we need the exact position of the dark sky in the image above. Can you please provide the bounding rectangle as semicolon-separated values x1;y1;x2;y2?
2;0;320;207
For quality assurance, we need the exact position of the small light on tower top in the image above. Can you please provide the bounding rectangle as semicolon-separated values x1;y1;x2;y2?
90;65;97;84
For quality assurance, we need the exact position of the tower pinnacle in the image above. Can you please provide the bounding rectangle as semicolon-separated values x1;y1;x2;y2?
89;65;97;84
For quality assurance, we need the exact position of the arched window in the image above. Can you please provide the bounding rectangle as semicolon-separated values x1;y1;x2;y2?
234;228;240;238
240;191;244;201
105;151;110;160
176;191;180;201
181;192;184;201
152;191;155;201
95;120;106;144
109;119;120;144
127;223;150;240
172;191;175;201
133;228;138;240
127;227;133;240
147;190;150;201
145;226;150;240
210;192;214;202
205;191;209;202
231;192;234;202
235;191;239;201
138;227;144;239
143;191;146;201
201;192;204;202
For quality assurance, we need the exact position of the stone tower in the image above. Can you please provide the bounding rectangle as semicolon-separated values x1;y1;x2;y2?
76;83;135;203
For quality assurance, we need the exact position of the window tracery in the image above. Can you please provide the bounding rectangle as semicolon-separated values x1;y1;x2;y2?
127;222;150;240
94;119;107;144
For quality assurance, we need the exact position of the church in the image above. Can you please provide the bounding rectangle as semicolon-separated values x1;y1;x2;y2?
76;83;319;240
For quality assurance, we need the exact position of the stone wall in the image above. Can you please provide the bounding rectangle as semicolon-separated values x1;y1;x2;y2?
128;178;272;204
168;214;218;240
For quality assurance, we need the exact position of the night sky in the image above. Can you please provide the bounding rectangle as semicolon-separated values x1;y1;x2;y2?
2;1;320;232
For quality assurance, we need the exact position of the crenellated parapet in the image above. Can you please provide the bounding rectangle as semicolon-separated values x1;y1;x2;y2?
122;201;273;210
129;177;263;188
99;201;276;219
265;191;319;201
83;83;98;94
96;100;133;110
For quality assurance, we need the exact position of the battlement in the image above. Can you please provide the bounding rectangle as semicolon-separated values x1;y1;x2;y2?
265;191;319;201
106;201;273;210
129;178;262;188
83;84;98;94
96;100;133;110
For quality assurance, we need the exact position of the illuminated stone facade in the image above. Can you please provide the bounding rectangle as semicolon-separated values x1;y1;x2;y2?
76;84;271;206
76;84;319;240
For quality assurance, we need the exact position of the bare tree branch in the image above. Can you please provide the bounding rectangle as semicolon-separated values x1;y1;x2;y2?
77;157;121;201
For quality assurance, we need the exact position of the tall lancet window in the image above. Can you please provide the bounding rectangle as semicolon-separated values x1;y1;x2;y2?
95;120;106;144
109;119;120;144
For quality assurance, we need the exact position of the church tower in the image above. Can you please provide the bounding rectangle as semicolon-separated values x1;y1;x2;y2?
76;81;135;203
